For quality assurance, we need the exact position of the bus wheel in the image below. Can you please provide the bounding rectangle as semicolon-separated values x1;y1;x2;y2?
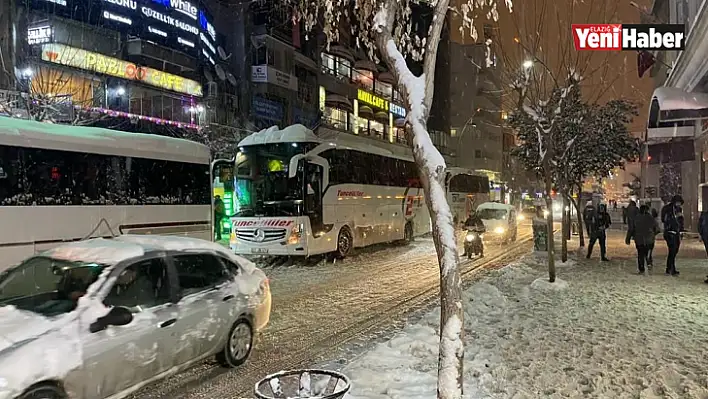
335;227;353;258
403;222;414;245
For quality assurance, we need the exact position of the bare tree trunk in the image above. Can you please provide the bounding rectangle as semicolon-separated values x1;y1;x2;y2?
574;182;585;247
544;171;556;282
561;193;568;262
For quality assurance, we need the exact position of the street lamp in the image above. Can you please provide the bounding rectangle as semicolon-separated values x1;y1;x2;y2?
522;60;534;69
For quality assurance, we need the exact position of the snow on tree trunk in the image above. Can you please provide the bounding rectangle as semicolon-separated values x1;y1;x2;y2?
574;183;585;247
561;193;568;262
373;5;464;398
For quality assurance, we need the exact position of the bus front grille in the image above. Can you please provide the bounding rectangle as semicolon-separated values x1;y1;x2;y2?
235;228;287;242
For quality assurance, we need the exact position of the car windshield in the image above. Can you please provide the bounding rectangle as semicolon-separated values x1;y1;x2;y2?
478;208;508;220
0;257;106;317
234;142;317;217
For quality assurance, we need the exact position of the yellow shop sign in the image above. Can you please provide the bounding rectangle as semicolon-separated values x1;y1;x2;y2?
358;89;388;110
41;43;203;97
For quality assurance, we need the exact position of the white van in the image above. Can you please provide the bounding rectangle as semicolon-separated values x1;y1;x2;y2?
477;202;518;243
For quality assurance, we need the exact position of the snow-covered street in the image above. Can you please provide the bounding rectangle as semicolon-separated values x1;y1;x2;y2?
129;226;533;398
328;231;708;398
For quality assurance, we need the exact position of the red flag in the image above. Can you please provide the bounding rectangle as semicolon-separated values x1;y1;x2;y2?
637;51;656;78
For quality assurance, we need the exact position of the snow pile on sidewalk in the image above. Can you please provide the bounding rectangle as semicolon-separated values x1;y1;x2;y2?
339;254;708;398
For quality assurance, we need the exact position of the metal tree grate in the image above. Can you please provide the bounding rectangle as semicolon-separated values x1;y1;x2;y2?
254;369;351;399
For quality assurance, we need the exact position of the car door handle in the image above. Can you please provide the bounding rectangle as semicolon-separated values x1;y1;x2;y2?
159;319;177;328
223;295;234;302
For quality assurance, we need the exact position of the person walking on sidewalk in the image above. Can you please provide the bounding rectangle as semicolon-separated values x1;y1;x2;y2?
626;205;659;274
626;200;639;230
583;200;596;238
587;203;611;261
661;194;685;276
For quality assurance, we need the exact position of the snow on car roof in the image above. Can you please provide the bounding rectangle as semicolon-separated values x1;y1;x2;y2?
42;235;258;274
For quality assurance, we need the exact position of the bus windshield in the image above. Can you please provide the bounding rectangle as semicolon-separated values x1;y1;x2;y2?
235;142;318;217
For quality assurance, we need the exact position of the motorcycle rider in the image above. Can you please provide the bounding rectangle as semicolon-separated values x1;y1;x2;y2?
463;210;486;257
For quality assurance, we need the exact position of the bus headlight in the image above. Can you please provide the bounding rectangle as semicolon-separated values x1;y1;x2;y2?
466;233;476;242
288;223;304;245
494;227;505;234
230;231;237;244
517;214;525;221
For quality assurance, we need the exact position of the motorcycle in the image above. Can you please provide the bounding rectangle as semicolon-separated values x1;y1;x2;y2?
464;228;485;259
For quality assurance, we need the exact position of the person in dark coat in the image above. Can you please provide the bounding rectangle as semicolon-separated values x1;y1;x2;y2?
583;201;595;238
626;205;659;274
626;200;639;230
622;206;627;224
587;203;611;261
214;195;225;240
661;195;685;276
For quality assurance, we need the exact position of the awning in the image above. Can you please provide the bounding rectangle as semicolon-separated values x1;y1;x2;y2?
648;87;708;127
374;111;389;121
358;105;374;118
354;59;378;72
325;94;352;111
394;117;406;127
378;72;395;84
329;46;355;62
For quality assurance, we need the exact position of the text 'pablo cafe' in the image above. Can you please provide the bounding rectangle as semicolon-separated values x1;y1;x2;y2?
321;87;408;144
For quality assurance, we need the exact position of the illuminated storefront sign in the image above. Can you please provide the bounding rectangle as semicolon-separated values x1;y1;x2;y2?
141;6;199;35
152;0;198;20
202;49;215;65
103;0;136;9
200;32;216;53
41;43;203;97
43;0;66;6
103;11;132;25
390;103;406;117
199;12;216;41
357;89;388;110
28;26;53;45
178;37;195;47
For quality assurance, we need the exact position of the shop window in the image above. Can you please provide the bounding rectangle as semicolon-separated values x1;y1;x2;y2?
0;144;210;206
394;127;408;145
337;59;351;79
320;53;336;75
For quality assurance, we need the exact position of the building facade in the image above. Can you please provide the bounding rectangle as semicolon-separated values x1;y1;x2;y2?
645;0;708;231
1;0;240;140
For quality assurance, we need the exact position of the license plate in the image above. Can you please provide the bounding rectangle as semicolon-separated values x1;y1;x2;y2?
251;248;269;254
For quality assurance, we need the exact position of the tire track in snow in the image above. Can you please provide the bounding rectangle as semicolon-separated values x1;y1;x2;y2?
131;230;533;399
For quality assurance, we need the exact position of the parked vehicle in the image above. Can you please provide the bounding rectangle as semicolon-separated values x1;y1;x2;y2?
477;202;518;243
0;235;271;399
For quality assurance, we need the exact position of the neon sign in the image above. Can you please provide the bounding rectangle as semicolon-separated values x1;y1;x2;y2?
199;11;216;41
141;6;198;35
390;103;406;117
178;37;195;47
151;0;198;20
200;32;215;53
41;43;203;97
357;89;389;110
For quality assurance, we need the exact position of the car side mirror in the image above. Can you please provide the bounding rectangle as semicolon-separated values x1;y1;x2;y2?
90;306;133;333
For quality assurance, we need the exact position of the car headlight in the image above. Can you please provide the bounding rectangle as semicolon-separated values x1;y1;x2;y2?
517;214;525;221
466;233;475;241
543;210;549;217
494;227;505;234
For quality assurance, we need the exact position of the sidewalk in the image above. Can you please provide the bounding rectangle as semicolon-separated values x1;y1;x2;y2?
323;231;708;399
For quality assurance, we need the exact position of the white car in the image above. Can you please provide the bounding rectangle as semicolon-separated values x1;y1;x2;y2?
0;235;272;399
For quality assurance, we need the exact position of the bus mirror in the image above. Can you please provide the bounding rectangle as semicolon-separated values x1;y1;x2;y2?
289;154;305;179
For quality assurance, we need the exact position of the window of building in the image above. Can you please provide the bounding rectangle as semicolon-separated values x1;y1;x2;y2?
450;129;457;137
475;150;482;158
320;53;350;81
376;81;392;99
323;106;348;130
337;59;351;78
394;127;408;145
128;86;194;124
353;69;374;90
0;144;210;206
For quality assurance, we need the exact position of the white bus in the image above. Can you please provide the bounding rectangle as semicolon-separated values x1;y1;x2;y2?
226;125;431;258
446;167;491;225
0;116;212;271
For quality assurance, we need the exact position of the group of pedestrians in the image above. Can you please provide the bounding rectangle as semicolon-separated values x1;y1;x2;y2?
623;195;684;276
583;196;686;276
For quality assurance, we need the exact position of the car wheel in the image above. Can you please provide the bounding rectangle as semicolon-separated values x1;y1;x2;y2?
403;222;414;244
335;227;353;258
18;383;67;399
217;318;254;368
